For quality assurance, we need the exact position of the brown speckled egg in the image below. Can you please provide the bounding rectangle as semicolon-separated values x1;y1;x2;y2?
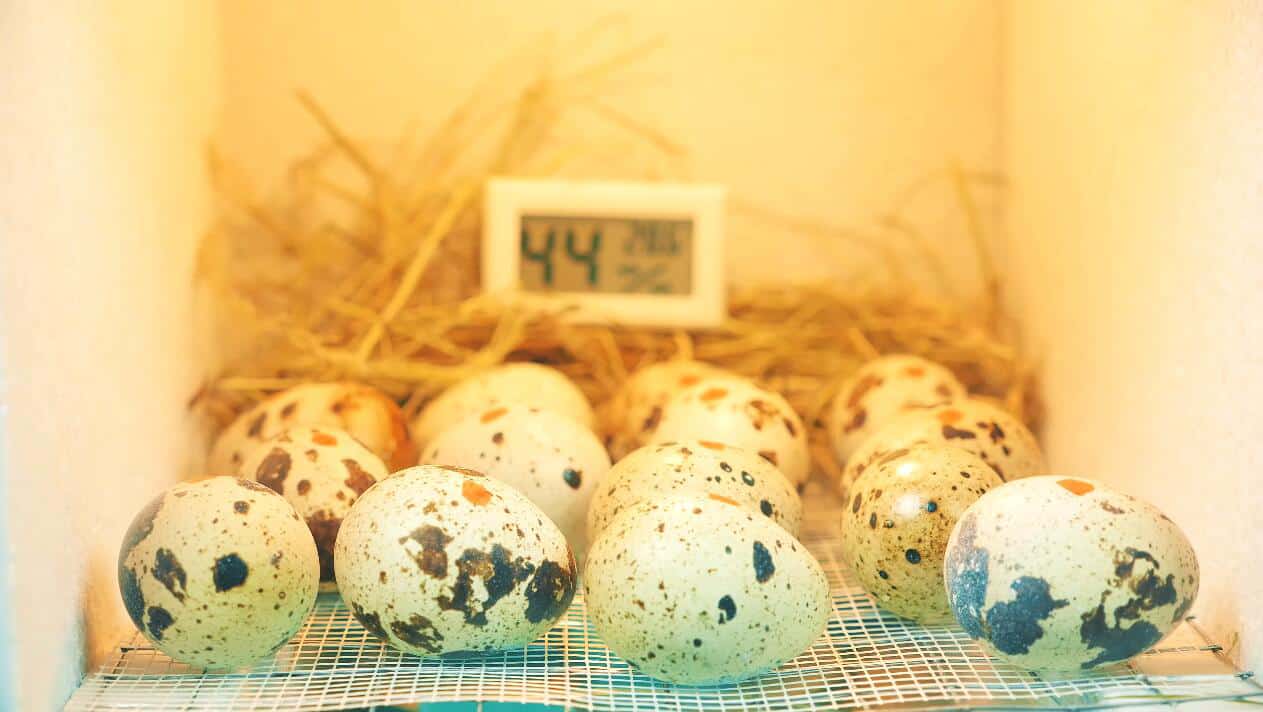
238;426;388;583
587;440;802;541
208;382;416;475
840;445;1002;623
409;363;595;451
421;405;611;557
584;494;830;685
334;465;577;657
650;377;811;488
839;398;1044;494
945;476;1199;671
600;360;728;460
117;477;319;669
827;355;966;467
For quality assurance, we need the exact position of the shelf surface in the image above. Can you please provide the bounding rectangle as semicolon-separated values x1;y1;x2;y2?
68;494;1263;711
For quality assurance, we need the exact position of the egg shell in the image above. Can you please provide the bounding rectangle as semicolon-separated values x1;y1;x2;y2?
588;440;802;542
827;354;967;467
421;405;611;557
584;494;830;685
239;426;389;582
410;363;596;451
117;476;320;669
208;382;416;475
944;476;1199;671
840;445;1003;623
650;377;811;487
334;465;577;657
600;360;728;460
839;398;1045;494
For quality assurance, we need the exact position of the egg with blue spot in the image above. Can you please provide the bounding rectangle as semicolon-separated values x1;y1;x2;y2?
944;476;1199;671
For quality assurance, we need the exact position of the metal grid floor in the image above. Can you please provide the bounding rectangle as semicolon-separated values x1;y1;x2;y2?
68;498;1263;711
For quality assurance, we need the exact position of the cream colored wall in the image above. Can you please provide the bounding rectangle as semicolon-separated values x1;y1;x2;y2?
215;0;1002;287
0;2;221;708
1003;0;1263;674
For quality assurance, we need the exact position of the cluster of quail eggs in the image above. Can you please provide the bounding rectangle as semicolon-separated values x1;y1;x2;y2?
116;351;1201;681
828;354;1199;671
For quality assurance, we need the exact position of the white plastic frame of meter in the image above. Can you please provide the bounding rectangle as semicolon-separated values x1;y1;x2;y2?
483;178;727;328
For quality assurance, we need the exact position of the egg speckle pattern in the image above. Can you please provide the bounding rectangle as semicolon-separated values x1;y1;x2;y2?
334;465;577;657
600;360;727;460
840;445;1002;623
587;440;802;541
409;363;595;451
944;476;1199;671
239;426;388;582
650;377;811;488
208;382;416;474
421;405;611;557
839;398;1045;494
117;477;319;668
827;355;966;467
584;495;830;685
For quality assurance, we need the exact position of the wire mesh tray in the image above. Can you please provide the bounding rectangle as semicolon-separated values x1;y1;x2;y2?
68;495;1263;711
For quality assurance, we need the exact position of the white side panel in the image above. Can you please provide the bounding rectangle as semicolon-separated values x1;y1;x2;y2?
1004;0;1263;674
0;2;222;707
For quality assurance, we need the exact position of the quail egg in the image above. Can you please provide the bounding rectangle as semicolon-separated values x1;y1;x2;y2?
117;476;319;669
600;360;728;460
239;426;388;583
584;494;830;685
588;440;802;541
827;354;966;467
421;405;611;557
840;445;1002;623
208;382;416;474
944;476;1199;671
650;377;811;488
334;465;577;657
840;398;1044;494
410;363;595;450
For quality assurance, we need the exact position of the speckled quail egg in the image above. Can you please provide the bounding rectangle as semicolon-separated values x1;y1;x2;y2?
840;445;1002;623
238;426;388;583
944;476;1199;671
421;405;611;557
588;440;802;542
839;398;1044;494
600;360;728;460
410;363;596;451
827;354;966;467
334;465;577;657
209;382;416;475
117;476;319;669
650;377;811;488
584;494;830;685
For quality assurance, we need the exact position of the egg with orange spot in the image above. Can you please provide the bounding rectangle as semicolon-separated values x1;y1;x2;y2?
208;382;416;475
409;363;594;451
944;476;1199;671
827;355;967;468
599;360;730;460
587;440;802;541
838;398;1045;495
421;405;611;558
335;464;577;657
650;377;811;488
840;445;1002;623
239;426;388;584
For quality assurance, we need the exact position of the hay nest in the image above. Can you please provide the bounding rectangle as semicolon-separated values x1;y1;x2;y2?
193;39;1038;481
